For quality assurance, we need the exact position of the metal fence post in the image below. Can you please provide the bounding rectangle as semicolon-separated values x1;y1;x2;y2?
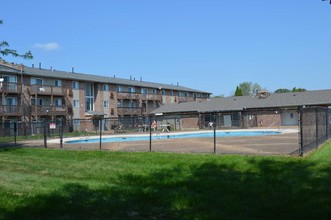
43;121;47;148
148;115;155;152
299;107;303;156
14;122;17;147
316;108;319;148
99;119;102;150
59;119;63;148
327;108;329;140
149;115;152;152
213;113;216;154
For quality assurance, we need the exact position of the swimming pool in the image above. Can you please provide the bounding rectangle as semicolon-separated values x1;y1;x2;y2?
65;130;281;144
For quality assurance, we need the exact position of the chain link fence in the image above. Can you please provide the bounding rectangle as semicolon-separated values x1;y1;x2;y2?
0;107;330;156
297;106;331;156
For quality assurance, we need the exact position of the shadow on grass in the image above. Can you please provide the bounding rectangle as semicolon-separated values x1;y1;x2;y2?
2;158;331;219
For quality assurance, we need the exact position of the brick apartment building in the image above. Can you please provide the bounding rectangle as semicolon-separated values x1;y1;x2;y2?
0;62;211;127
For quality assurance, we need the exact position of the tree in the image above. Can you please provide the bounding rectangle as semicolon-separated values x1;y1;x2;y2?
292;87;306;92
236;81;262;96
0;19;33;61
274;87;306;93
212;94;225;98
274;88;291;93
234;86;243;96
238;82;252;96
251;83;262;95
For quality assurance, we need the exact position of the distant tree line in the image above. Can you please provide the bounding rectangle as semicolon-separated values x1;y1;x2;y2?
233;82;263;97
232;81;306;97
274;87;306;93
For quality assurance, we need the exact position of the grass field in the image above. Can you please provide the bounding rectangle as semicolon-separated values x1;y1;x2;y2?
1;142;331;219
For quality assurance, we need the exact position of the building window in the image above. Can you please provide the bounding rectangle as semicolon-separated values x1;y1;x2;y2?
128;87;135;93
161;90;166;96
85;83;94;112
85;97;93;112
85;83;93;96
141;88;147;94
73;100;79;107
179;92;188;97
4;97;17;105
103;84;109;91
54;99;62;106
31;78;43;85
54;80;62;87
3;75;17;83
170;91;174;96
72;81;79;89
116;86;123;92
31;98;43;106
2;75;17;91
104;101;109;107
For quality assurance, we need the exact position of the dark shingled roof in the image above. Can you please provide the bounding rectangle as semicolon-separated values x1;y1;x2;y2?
152;89;331;114
21;66;211;94
0;64;22;74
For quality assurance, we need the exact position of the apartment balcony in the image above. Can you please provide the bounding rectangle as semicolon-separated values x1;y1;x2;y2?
195;97;209;102
177;96;195;103
117;107;141;116
140;93;162;101
32;105;68;116
0;82;22;94
117;92;139;100
0;105;22;116
30;85;67;96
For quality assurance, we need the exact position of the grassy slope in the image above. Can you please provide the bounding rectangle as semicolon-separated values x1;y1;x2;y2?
0;142;331;219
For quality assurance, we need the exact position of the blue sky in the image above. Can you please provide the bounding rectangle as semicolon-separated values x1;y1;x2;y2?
1;0;330;96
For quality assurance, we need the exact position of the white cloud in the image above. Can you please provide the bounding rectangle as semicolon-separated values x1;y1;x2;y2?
34;42;60;51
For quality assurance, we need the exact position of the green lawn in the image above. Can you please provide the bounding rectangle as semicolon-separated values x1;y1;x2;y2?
0;142;331;219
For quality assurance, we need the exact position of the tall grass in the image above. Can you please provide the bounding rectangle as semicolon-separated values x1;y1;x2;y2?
0;142;331;219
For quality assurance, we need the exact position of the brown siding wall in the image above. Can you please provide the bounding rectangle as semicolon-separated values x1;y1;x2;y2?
181;117;199;129
256;113;281;128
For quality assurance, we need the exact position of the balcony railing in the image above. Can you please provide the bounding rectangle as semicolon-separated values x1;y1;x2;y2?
32;105;68;116
140;93;162;101
117;107;141;115
195;97;210;102
177;96;195;103
0;82;22;93
117;92;140;100
30;85;67;96
0;105;22;116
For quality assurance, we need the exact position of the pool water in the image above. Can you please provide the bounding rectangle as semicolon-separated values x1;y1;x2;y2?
66;131;281;144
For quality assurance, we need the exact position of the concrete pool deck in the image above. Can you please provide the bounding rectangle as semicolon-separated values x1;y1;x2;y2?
43;128;300;156
53;128;296;143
